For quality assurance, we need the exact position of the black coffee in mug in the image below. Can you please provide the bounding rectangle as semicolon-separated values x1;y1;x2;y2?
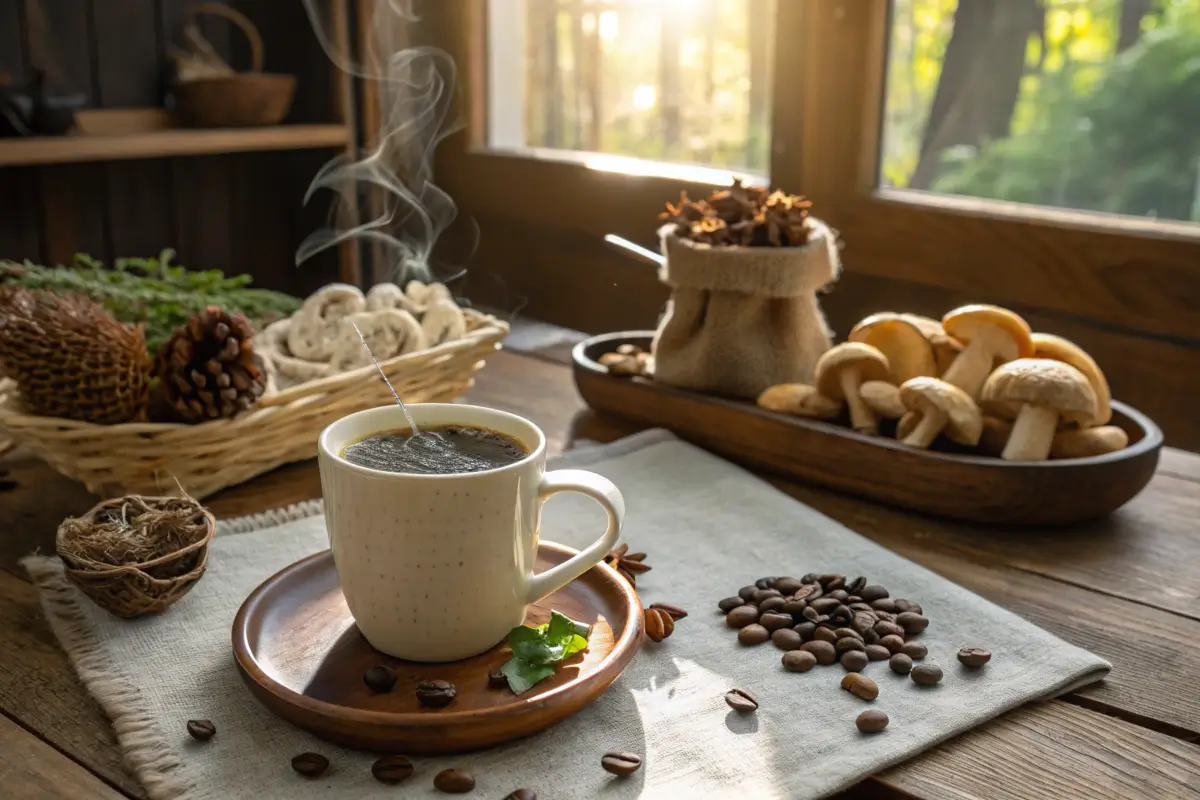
341;424;528;475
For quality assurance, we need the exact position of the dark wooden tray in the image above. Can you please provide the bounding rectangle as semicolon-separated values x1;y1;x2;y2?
573;332;1163;525
232;542;643;754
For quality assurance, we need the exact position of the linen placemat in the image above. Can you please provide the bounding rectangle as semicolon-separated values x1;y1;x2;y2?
24;430;1109;800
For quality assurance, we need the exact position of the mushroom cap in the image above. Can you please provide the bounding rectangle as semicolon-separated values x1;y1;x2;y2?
898;314;944;339
980;358;1098;424
849;313;937;384
757;383;842;419
1031;332;1111;426
1050;425;1129;459
814;343;890;400
942;305;1034;361
859;380;906;419
898;377;983;445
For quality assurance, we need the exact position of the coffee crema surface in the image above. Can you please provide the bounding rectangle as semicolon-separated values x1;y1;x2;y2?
341;424;528;475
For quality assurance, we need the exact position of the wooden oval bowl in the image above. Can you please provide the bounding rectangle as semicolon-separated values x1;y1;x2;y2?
573;332;1163;526
233;543;643;753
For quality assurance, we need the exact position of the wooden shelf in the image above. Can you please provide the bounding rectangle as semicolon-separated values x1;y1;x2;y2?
0;124;352;167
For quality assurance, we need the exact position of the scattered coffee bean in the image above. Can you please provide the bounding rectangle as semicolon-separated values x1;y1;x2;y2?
901;641;927;659
865;644;891;661
772;628;804;651
875;610;898;623
801;606;822;624
645;607;675;642
415;679;457;708
782;650;818;672
781;598;808;615
958;647;992;667
847;595;863;605
759;612;793;632
841;650;869;672
364;664;397;693
841;672;879;701
801;640;837;665
719;596;744;612
829;589;850;603
832;627;862;641
758;596;787;613
504;790;538;800
889;653;914;675
897;612;930;634
738;585;758;601
434;768;476;793
792;583;823;602
724;688;759;712
792;622;816;641
809;597;840;614
186;719;215;741
892;598;915;612
489;668;508;688
755;576;777;590
601;752;643;776
738;623;770;645
874;620;904;638
835;637;865;655
850;611;876;635
649;602;688;620
753;588;783;603
857;709;889;733
291;752;330;779
726;605;759;628
879;634;906;654
848;602;873;613
870;598;897;613
862;629;880;645
858;584;889;603
372;755;414;784
819;574;845;591
813;627;839;645
774;576;805;595
911;664;944;686
801;572;819;583
847;576;867;595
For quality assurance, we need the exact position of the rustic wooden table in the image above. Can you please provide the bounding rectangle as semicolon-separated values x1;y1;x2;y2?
2;347;1199;799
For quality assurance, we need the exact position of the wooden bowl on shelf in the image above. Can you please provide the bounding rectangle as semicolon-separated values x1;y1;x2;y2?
572;332;1163;526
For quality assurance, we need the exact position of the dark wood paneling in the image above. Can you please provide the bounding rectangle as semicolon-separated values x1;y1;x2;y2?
170;154;232;270
38;163;110;264
0;1;41;262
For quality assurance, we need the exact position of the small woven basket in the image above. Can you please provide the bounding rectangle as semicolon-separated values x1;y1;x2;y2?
0;309;508;499
169;3;296;128
56;496;215;619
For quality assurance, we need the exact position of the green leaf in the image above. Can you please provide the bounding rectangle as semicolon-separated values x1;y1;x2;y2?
561;633;589;660
545;611;579;644
501;658;557;696
499;610;593;694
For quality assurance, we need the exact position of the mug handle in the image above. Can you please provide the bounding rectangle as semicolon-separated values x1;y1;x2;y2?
524;469;625;604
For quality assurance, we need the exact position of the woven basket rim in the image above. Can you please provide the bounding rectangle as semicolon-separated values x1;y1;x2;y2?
56;497;215;578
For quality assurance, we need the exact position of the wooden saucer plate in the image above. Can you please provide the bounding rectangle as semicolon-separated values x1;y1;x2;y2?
232;542;643;754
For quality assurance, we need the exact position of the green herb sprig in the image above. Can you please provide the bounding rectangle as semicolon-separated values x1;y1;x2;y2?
501;611;592;695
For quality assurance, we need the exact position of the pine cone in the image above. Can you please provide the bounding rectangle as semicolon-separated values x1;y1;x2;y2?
0;289;151;424
152;306;267;423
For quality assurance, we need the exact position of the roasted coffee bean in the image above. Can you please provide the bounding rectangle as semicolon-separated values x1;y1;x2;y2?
719;596;744;613
847;596;863;604
829;589;850;603
602;752;643;776
782;649;818;672
813;627;839;644
858;584;889;603
760;612;794;632
726;605;760;628
504;790;538;800
841;650;868;672
809;597;840;614
847;576;867;595
364;664;397;693
889;653;914;675
738;623;770;645
909;603;924;615
958;647;992;667
372;755;414;784
800;640;837;665
875;610;898;623
865;644;891;661
831;606;854;626
874;620;904;638
792;583;823;602
186;719;215;741
851;611;876;636
645;608;675;642
848;602;873;613
772;628;804;651
488;668;508;688
738;585;758;601
892;598;915;613
870;598;897;613
897;612;930;634
857;709;889;733
291;752;330;778
755;577;777;590
835;637;865;654
801;572;820;584
792;622;816;641
911;664;943;686
415;679;457;708
833;627;862;641
862;629;880;645
781;598;809;616
649;602;688;621
753;588;783;603
901;641;927;659
818;574;846;591
841;672;879;701
815;614;832;626
773;577;804;595
879;634;905;654
434;768;476;793
802;606;822;624
758;596;787;613
724;688;759;712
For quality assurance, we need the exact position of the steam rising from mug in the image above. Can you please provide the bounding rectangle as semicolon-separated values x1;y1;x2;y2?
297;0;469;283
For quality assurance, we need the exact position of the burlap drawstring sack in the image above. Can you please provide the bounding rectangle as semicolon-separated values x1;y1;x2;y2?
651;220;841;399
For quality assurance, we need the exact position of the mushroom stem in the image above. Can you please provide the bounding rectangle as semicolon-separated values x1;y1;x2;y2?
840;368;877;435
901;408;949;449
940;338;994;399
1001;404;1059;461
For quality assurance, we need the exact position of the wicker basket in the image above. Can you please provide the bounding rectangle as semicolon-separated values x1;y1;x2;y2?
56;496;215;618
0;309;508;499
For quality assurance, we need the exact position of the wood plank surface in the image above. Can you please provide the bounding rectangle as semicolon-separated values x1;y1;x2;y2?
0;713;129;800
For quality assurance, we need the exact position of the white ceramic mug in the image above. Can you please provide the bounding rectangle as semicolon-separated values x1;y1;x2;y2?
317;403;625;662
